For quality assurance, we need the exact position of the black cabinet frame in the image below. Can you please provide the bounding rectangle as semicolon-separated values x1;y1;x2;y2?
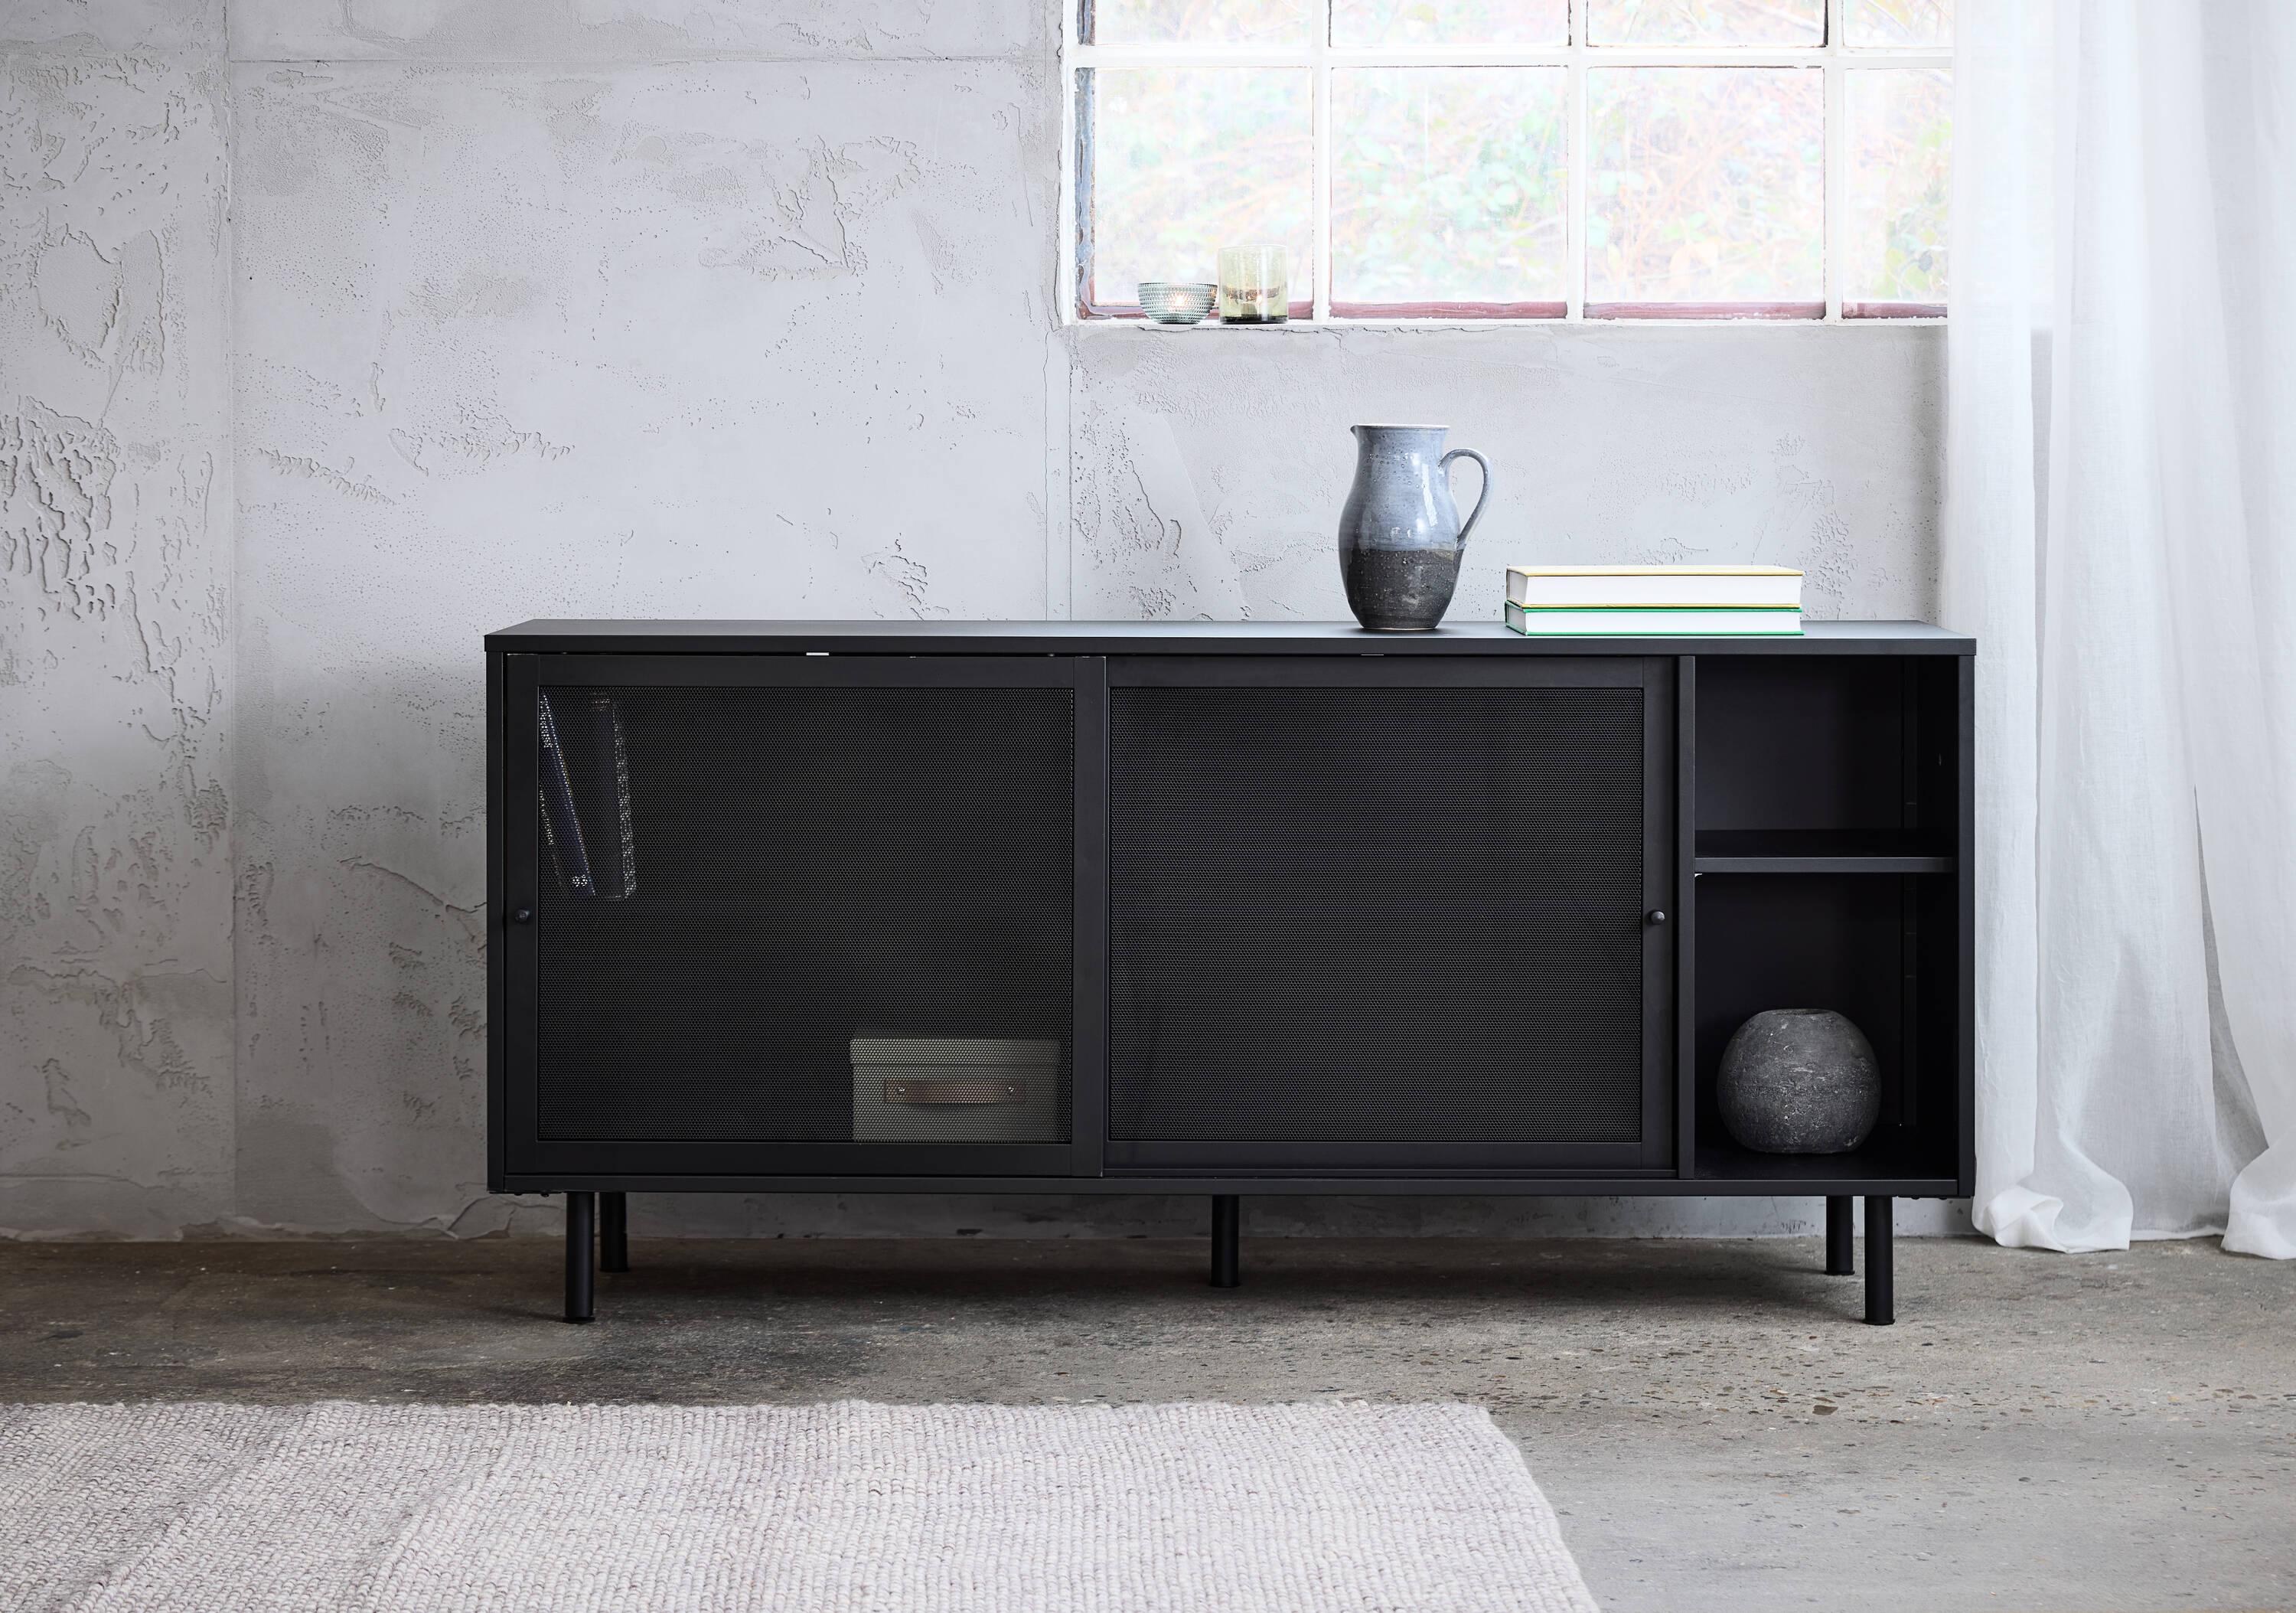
485;620;1976;1326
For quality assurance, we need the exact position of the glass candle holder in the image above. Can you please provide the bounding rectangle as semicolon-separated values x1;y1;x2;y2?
1217;246;1289;323
1137;282;1217;325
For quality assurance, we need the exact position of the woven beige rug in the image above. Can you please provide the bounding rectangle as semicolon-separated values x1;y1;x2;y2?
0;1399;1597;1612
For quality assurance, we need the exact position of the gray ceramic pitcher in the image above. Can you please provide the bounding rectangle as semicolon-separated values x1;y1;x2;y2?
1337;424;1492;632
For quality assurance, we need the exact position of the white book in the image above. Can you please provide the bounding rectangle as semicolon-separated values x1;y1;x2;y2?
1506;564;1802;609
1505;602;1802;636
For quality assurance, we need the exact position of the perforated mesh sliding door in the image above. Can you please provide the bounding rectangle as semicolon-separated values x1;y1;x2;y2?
530;673;1076;1154
1108;664;1665;1167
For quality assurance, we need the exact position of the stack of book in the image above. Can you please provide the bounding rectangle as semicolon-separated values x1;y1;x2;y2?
1503;565;1803;636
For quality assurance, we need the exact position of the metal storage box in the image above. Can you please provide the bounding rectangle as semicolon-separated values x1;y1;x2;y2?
851;1036;1062;1143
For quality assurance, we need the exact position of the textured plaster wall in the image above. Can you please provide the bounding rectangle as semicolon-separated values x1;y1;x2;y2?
1;2;236;1236
2;0;1954;1239
1068;325;1940;625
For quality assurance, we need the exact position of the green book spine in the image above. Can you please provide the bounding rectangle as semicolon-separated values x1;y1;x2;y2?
1503;602;1804;636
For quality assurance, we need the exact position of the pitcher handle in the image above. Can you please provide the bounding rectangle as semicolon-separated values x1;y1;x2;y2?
1440;448;1493;550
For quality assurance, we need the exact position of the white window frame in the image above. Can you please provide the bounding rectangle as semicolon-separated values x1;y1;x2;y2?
1061;0;1951;325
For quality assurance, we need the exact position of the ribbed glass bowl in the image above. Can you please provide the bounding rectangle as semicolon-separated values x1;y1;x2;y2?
1137;282;1216;325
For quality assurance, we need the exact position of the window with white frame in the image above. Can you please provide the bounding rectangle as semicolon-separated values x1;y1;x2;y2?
1067;0;1951;322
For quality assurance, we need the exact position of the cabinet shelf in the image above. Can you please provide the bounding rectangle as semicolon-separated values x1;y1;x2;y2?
1694;1133;1957;1193
1692;829;1954;875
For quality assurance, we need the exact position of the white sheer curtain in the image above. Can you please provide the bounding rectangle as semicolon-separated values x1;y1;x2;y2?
1945;0;2296;1256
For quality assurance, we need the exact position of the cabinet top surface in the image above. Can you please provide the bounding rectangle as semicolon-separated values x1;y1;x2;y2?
488;619;1973;655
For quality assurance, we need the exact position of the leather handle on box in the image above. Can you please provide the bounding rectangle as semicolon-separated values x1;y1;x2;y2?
882;1079;1026;1105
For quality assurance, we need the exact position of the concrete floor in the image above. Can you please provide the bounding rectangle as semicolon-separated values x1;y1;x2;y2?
0;1235;2288;1612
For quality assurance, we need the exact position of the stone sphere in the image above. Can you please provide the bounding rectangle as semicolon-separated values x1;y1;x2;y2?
1717;1009;1880;1155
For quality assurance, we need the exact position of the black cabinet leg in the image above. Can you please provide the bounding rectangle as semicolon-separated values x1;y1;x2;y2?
564;1191;595;1324
1825;1196;1855;1275
601;1192;629;1274
1864;1196;1893;1325
1210;1195;1240;1289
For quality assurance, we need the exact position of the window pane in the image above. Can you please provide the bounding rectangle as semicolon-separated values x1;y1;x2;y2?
1331;69;1566;309
1586;67;1823;308
1843;0;1952;47
1087;68;1313;309
1845;69;1950;309
1088;0;1308;45
1587;0;1823;46
1332;0;1566;47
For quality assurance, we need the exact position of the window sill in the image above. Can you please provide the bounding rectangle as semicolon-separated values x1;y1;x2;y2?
1066;313;1948;331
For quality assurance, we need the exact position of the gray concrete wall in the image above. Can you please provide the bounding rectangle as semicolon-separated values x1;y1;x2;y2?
2;2;236;1236
2;0;1957;1240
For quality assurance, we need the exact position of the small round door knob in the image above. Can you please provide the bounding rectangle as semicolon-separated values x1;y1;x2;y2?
1647;909;1668;925
511;906;535;925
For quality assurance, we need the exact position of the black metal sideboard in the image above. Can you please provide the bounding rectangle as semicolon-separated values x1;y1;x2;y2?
486;620;1974;1326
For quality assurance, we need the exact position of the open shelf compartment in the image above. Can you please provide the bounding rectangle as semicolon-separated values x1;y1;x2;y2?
1690;870;1962;1187
1694;654;1962;869
1683;650;1971;1188
1694;829;1953;874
